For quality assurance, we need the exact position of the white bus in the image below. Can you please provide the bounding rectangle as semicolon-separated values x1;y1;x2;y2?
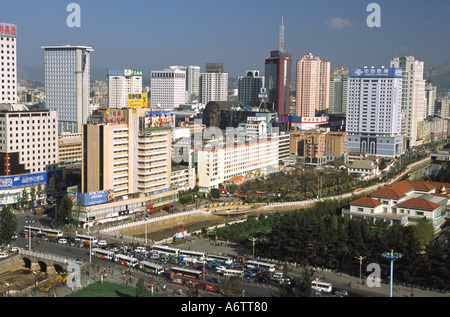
24;226;41;236
91;248;115;261
114;254;139;267
75;234;98;245
222;269;244;278
151;245;180;257
312;281;333;293
246;260;276;272
179;250;206;260
139;261;164;275
206;254;233;265
41;228;63;237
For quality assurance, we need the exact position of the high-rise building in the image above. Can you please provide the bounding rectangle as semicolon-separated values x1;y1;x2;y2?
0;22;18;104
108;69;143;109
186;65;200;103
0;104;59;175
78;107;177;226
390;56;426;148
425;81;436;117
346;67;403;158
329;67;348;114
199;63;228;104
295;53;330;117
264;18;291;115
81;108;174;197
150;67;186;110
42;45;93;133
238;70;265;105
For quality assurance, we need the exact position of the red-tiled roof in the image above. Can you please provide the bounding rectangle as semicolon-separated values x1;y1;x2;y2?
388;180;435;193
350;197;382;207
371;188;406;199
397;198;440;210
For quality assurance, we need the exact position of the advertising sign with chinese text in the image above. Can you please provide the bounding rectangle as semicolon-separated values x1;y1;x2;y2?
127;93;147;108
0;23;16;38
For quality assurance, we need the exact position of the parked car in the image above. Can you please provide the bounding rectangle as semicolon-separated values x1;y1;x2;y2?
244;276;255;283
8;247;20;253
0;253;8;259
211;277;221;284
98;240;108;246
335;290;348;297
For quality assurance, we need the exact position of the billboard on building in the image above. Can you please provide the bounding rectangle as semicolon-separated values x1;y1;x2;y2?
144;111;174;129
0;23;16;38
108;69;143;77
275;115;290;123
0;170;63;190
205;63;223;73
104;109;127;124
127;93;147;108
349;67;403;78
69;189;116;206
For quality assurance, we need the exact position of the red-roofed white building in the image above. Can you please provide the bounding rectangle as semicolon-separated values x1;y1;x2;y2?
344;180;447;233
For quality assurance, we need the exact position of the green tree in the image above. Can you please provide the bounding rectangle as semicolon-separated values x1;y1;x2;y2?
210;188;221;199
413;217;434;247
20;188;29;209
0;206;18;245
135;278;153;297
220;276;244;297
57;194;73;225
28;186;36;209
48;176;56;198
36;184;44;205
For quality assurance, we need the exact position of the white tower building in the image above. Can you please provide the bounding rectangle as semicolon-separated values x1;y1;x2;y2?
42;45;93;133
150;67;186;110
186;65;200;103
108;69;143;108
0;22;18;104
390;56;426;148
346;67;403;158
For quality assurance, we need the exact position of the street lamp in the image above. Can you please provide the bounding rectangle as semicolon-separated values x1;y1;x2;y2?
251;238;256;259
381;250;402;297
354;255;366;290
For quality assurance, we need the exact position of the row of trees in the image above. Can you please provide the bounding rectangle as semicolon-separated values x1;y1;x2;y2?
214;197;449;291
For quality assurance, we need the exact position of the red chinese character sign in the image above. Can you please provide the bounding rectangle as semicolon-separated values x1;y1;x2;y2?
0;23;17;38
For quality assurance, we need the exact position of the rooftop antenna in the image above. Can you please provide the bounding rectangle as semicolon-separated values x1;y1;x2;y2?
279;17;286;53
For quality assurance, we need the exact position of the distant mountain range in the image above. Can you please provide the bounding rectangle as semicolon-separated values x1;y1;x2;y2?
424;62;450;96
18;63;450;95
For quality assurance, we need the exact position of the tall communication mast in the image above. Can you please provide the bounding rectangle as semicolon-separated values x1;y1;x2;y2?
278;17;286;53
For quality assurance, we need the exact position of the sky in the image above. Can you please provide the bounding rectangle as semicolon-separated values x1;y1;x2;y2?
1;0;450;78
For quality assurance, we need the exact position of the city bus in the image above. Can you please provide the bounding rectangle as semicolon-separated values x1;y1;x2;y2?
222;269;244;278
151;245;180;257
114;254;139;267
170;267;203;281
206;254;233;265
139;261;165;275
312;281;333;293
75;234;98;245
24;226;41;236
179;250;206;260
246;260;276;272
41;228;63;237
91;248;115;261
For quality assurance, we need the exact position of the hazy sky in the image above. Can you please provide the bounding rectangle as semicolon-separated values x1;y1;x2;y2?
1;0;449;77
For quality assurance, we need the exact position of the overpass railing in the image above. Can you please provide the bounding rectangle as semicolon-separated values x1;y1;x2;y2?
19;249;75;264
